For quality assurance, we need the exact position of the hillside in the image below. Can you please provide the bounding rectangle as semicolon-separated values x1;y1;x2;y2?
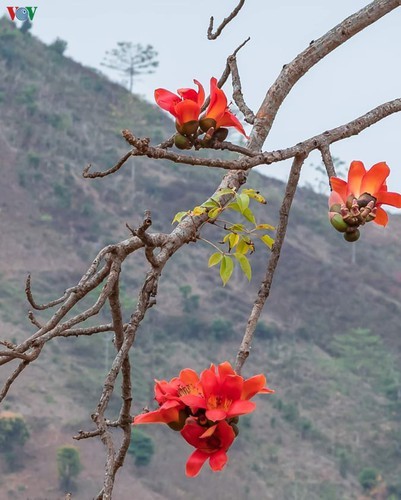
0;18;401;499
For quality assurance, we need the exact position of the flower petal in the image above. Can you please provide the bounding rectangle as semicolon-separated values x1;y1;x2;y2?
179;368;200;386
217;361;236;379
174;99;200;126
185;449;210;477
360;162;390;197
242;374;270;399
347;160;366;197
330;177;347;201
179;394;206;410
216;110;248;138
374;206;388;226
226;399;256;417
376;191;401;208
329;190;345;207
215;420;236;449
200;366;219;399
209;449;228;472
205;408;228;421
221;374;243;401
133;407;179;425
205;77;227;121
154;89;181;116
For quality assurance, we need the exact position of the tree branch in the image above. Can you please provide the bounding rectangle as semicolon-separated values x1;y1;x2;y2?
235;153;307;373
207;0;246;40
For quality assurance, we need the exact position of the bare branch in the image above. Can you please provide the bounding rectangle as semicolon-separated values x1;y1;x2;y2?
235;153;307;373
83;150;133;179
207;0;245;40
319;144;337;179
228;54;255;124
249;0;401;151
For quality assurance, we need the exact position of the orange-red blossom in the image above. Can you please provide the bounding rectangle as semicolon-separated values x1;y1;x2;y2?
133;361;273;476
154;77;248;138
329;161;401;241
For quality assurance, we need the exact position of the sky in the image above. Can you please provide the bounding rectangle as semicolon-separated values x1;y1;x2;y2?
7;1;401;193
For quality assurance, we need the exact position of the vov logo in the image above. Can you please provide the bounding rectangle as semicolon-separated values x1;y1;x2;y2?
6;6;38;22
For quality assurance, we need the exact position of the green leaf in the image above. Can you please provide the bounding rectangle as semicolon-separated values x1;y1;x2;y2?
254;223;275;231
208;252;223;267
202;198;220;209
208;207;222;219
220;255;234;286
227;201;242;213
261;234;275;249
234;253;252;281
229;223;246;232
214;188;235;198
243;207;256;224
237;193;250;211
172;211;187;224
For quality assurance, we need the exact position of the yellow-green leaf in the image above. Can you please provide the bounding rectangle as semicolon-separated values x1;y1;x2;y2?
220;255;234;286
236;238;249;255
237;193;250;212
208;252;223;267
208;207;222;219
202;198;220;209
229;223;246;232
191;206;206;217
243;207;256;224
234;253;252;281
255;223;275;231
172;211;188;224
228;232;240;250
261;234;275;249
242;189;267;204
214;188;235;198
227;201;241;213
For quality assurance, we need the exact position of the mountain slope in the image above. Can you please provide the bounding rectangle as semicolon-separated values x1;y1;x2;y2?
0;18;401;499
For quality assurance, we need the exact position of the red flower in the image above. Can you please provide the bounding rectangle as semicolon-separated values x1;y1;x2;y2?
179;361;274;422
202;77;248;138
329;161;401;226
154;80;205;131
181;418;236;477
133;368;202;427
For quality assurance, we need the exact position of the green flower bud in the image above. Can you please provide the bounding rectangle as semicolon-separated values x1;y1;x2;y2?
329;203;342;214
180;120;199;136
330;214;348;233
343;228;360;242
199;117;217;133
174;133;192;150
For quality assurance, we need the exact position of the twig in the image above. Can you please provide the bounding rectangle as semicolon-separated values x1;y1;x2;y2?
207;0;246;40
228;54;255;124
249;0;401;151
83;150;133;179
235;154;307;373
319;143;337;179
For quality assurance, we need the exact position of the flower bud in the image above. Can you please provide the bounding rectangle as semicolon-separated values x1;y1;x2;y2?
180;120;199;136
174;133;192;150
330;214;348;233
167;410;188;431
343;228;360;242
329;203;342;214
213;128;229;142
199;117;217;133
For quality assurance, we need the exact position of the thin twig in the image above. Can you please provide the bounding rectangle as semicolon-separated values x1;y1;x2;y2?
319;144;337;179
228;54;255;124
235;154;307;373
207;0;246;40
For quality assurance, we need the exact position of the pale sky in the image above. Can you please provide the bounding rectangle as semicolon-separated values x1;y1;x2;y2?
13;1;401;192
